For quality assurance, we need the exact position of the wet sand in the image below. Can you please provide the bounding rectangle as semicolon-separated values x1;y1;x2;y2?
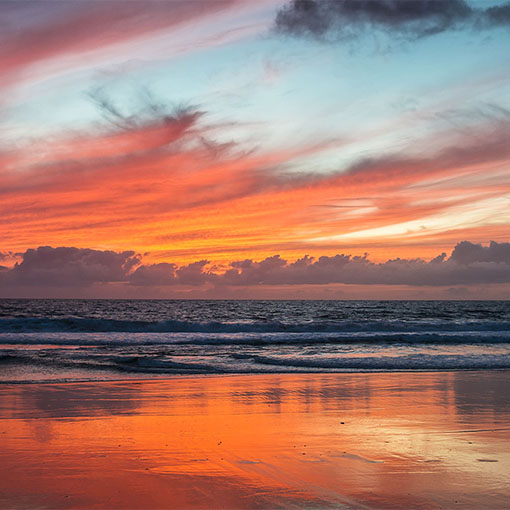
0;371;509;509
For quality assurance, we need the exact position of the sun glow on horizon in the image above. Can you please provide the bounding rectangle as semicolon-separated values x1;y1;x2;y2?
1;0;509;297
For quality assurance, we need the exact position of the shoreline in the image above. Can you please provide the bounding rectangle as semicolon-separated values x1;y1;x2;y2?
1;370;509;509
2;367;510;386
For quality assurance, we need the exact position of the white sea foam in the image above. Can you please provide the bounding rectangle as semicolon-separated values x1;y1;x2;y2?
1;299;509;381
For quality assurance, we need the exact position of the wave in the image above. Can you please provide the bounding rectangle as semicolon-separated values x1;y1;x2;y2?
0;330;510;346
232;353;510;371
2;317;510;334
115;354;510;372
2;350;509;375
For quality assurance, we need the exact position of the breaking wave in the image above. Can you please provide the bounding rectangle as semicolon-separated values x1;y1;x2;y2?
1;300;509;381
1;316;510;335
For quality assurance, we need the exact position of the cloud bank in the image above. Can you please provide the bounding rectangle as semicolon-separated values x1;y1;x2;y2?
275;0;510;40
1;242;509;294
1;247;140;287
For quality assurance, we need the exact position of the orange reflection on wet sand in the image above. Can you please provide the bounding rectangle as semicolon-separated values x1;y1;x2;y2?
0;371;509;509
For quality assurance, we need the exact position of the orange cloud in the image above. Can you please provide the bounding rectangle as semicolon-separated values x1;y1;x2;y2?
1;102;509;266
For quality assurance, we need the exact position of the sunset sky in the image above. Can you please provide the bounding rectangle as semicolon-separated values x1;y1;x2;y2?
1;0;509;298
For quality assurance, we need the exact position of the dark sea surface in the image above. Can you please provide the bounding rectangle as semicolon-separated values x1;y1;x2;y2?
1;299;509;382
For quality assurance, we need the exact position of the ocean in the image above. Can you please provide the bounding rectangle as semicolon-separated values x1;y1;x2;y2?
1;299;509;383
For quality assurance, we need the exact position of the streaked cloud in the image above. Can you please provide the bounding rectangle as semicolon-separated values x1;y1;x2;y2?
1;1;232;67
0;0;270;96
1;97;509;265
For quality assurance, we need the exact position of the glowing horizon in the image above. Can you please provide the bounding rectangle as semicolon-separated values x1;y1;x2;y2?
1;0;509;298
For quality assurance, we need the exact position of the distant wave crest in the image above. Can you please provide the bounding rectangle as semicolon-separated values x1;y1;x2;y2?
2;317;510;335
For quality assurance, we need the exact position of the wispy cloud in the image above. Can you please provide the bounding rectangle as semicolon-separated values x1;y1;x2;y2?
1;96;509;264
0;0;264;95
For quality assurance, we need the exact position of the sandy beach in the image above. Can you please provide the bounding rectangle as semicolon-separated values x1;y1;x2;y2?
1;371;509;509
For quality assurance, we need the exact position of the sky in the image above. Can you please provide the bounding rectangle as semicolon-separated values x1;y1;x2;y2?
1;0;509;299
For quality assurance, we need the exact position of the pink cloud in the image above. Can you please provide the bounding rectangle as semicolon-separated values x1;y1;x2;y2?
0;0;257;92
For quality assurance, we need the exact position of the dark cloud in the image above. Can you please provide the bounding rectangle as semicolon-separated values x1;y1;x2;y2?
1;241;510;290
129;262;178;286
150;240;510;287
1;246;140;286
129;260;217;286
483;3;510;26
274;0;510;41
175;260;217;286
450;240;510;265
87;86;203;136
217;242;510;287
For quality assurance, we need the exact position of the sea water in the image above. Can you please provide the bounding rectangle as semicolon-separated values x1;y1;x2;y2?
1;299;509;382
